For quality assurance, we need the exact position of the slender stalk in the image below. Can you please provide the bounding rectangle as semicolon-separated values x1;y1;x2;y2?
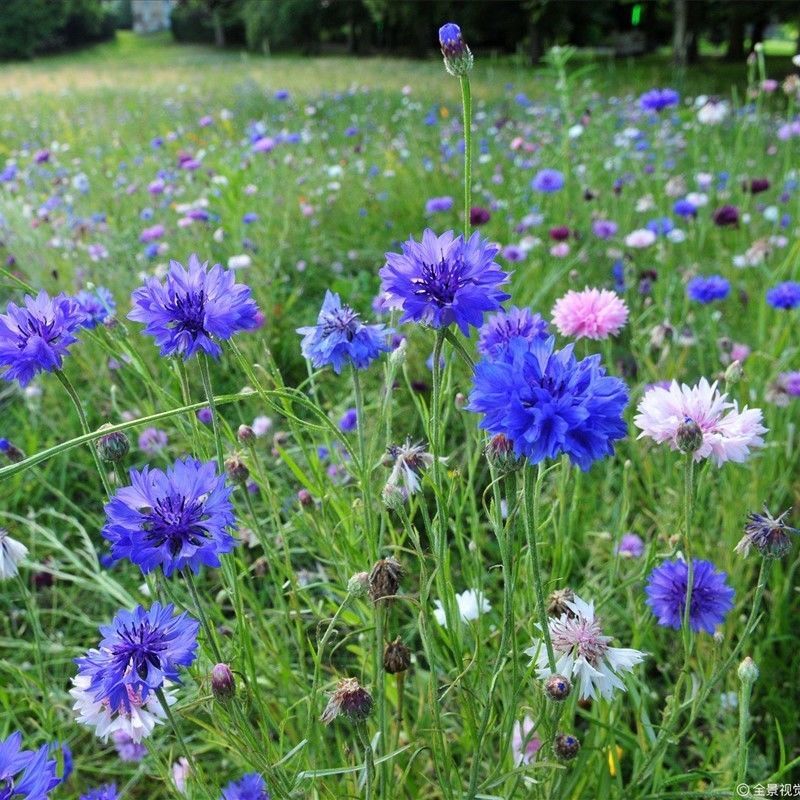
459;74;473;236
54;369;112;498
737;671;755;783
352;366;376;560
680;456;695;670
522;463;556;672
198;352;225;472
356;722;376;800
183;568;224;664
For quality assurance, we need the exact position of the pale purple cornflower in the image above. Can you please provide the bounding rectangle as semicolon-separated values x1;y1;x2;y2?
616;533;644;558
524;593;646;700
138;427;168;456
511;717;542;766
634;378;767;465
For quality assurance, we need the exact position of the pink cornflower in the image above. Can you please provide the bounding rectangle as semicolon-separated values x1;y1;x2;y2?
634;378;767;465
525;594;645;700
551;288;629;340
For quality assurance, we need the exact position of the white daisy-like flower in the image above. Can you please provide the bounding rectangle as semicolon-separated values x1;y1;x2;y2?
634;378;767;465
70;673;176;743
385;438;445;497
0;529;28;580
524;594;646;701
433;589;491;627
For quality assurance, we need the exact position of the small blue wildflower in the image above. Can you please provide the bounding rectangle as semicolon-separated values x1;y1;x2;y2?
686;275;730;304
477;306;548;357
639;88;679;112
531;169;565;193
74;603;199;714
766;281;800;310
425;196;454;214
0;732;59;800
75;287;116;328
339;408;358;432
80;785;118;800
0;292;84;387
380;229;510;335
673;199;697;218
297;291;390;374
102;458;237;577
468;336;629;471
645;559;734;633
129;254;261;360
220;773;270;800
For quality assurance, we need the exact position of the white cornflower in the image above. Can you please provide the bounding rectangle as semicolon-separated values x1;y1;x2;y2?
0;529;28;580
70;674;176;743
433;589;491;627
524;594;645;700
384;438;444;498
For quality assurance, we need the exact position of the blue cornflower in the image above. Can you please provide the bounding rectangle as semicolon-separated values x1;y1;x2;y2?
297;291;390;374
102;458;237;577
80;785;118;800
686;275;730;304
380;229;510;335
477;306;548;357
0;732;59;800
339;408;358;432
673;199;697;218
766;281;800;310
220;773;270;800
531;169;565;193
639;88;679;112
75;602;199;713
129;254;260;360
425;196;454;214
0;292;84;387
645;217;674;236
468;336;629;471
75;287;116;329
645;559;734;634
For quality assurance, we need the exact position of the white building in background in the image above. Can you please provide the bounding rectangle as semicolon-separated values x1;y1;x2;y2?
132;0;175;34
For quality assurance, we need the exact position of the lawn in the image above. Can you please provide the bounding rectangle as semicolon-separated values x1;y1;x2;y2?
0;29;799;800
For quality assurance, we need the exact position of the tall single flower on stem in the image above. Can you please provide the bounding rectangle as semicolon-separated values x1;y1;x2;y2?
74;603;199;714
102;457;237;577
380;229;510;336
634;378;766;465
129;254;260;359
0;291;84;387
438;23;473;77
645;559;734;633
296;291;390;374
468;335;629;471
0;732;59;800
524;594;646;700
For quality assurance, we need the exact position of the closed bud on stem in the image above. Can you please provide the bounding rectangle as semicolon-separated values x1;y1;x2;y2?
211;663;235;700
738;656;759;686
368;557;404;603
237;424;255;444
320;677;373;725
347;571;370;598
383;637;411;674
224;453;249;484
553;732;581;760
544;674;572;702
297;488;314;507
724;360;743;385
454;392;467;410
438;23;473;77
96;425;130;463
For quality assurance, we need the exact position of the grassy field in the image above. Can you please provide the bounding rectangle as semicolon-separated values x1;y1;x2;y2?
0;30;799;800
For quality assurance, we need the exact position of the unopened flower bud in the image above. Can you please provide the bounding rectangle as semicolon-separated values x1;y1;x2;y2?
211;663;235;700
95;426;130;463
737;656;759;685
297;488;314;507
224;454;249;484
389;338;407;368
553;732;581;760
438;23;473;77
454;392;467;410
724;360;743;385
347;571;370;598
544;674;572;702
0;438;25;463
676;420;703;454
237;424;255;444
484;433;521;471
383;637;411;674
381;482;406;510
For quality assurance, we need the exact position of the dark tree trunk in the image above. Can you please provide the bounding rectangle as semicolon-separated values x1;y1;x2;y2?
528;17;543;65
672;0;688;68
726;16;746;62
212;9;225;48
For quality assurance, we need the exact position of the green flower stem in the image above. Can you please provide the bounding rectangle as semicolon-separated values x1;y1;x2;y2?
680;456;696;676
460;74;473;236
183;567;224;664
356;722;376;800
522;463;556;672
352;366;377;561
199;353;225;472
737;672;755;783
54;369;113;498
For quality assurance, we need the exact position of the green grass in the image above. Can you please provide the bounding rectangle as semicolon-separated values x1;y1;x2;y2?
0;30;799;800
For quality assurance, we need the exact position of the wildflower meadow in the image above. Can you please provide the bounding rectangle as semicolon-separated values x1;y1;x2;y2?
1;22;800;800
